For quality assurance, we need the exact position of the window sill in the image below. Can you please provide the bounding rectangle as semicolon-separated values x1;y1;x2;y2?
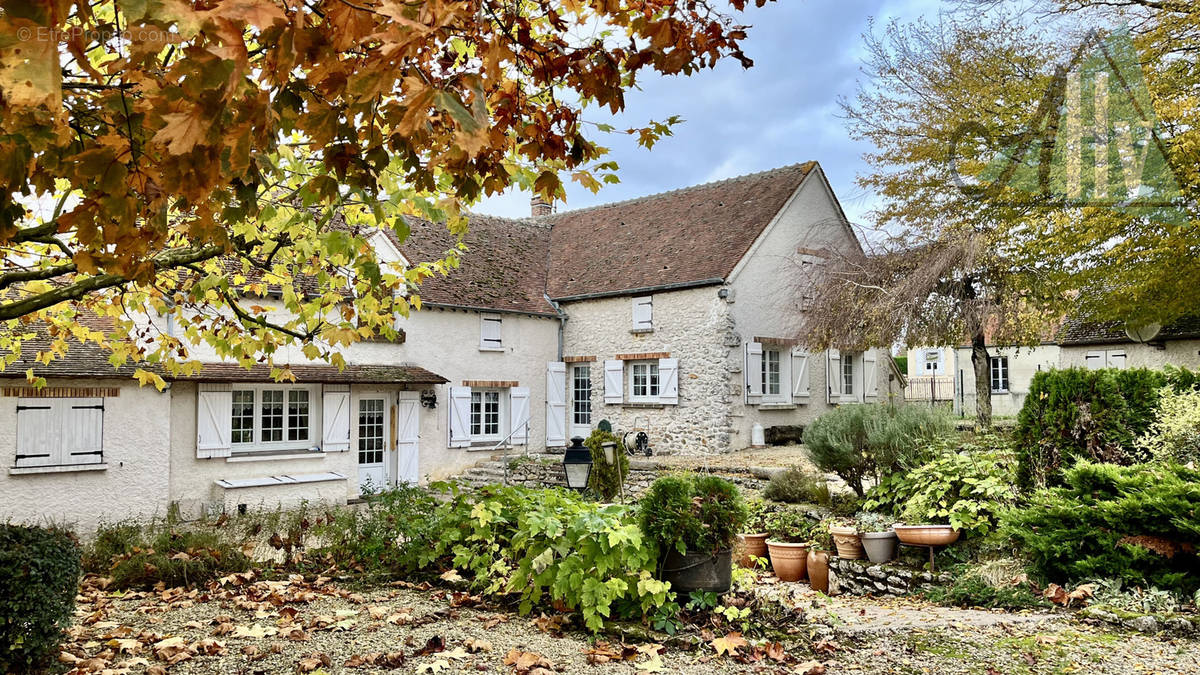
478;347;505;353
623;402;665;409
227;450;326;463
629;328;654;335
991;390;1010;395
9;463;108;476
759;404;797;411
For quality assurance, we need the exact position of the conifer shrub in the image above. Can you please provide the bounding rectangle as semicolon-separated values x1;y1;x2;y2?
0;525;80;673
1001;461;1200;595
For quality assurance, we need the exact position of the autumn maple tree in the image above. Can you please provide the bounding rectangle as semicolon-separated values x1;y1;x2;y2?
0;0;768;384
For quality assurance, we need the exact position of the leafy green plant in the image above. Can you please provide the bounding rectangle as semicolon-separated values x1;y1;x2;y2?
809;520;834;551
1002;461;1200;595
854;511;893;534
1;525;80;674
922;562;1048;610
866;434;1017;535
87;517;252;589
308;485;443;574
651;601;683;635
763;506;814;543
686;590;719;611
805;403;951;497
743;499;772;534
1089;578;1183;615
637;473;748;555
434;484;672;632
762;466;831;505
585;429;629;501
1137;387;1200;465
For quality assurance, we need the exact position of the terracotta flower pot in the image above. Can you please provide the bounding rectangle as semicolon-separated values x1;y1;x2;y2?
893;525;960;546
736;533;769;568
829;524;865;560
765;541;809;582
806;548;831;593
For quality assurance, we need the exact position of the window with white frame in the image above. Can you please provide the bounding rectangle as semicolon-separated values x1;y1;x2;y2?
762;349;782;396
842;355;855;396
230;385;316;450
990;356;1009;393
923;349;942;374
572;365;592;425
480;314;503;350
629;361;660;401
14;397;105;469
470;390;503;440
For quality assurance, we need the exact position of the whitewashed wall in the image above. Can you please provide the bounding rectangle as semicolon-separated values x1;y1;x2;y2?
726;168;897;445
954;344;1061;418
1058;340;1200;371
0;379;172;532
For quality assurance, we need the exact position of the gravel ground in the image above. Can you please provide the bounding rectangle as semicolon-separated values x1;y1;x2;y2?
63;573;1200;675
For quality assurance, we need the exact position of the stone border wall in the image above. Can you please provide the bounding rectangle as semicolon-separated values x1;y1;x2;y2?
828;558;951;597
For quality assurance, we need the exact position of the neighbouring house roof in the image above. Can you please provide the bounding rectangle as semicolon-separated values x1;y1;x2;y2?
0;326;446;385
543;162;817;299
1057;316;1200;346
388;214;556;316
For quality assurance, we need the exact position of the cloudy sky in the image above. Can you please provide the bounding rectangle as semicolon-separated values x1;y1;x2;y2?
475;0;945;228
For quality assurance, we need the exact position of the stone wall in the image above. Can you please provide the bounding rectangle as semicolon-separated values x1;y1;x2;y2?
560;286;739;455
495;456;766;497
828;557;950;597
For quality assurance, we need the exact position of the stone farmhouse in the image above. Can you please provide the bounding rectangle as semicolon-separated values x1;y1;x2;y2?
1;163;902;530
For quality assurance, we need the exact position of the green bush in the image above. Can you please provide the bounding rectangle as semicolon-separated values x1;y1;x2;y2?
1014;367;1198;489
86;517;251;589
309;485;443;574
805;403;951;497
638;473;748;555
1;525;81;673
1137;387;1200;465
923;562;1048;610
865;434;1017;535
762;466;831;505
1002;462;1200;595
762;506;814;543
433;484;671;632
584;429;629;501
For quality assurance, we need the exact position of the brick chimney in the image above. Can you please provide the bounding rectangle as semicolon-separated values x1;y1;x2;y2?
530;195;552;217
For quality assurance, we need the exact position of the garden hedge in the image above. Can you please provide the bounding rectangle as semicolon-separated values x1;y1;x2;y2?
1002;462;1200;595
1013;366;1197;488
1;524;81;673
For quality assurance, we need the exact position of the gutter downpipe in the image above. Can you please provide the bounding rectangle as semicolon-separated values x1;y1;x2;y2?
544;293;567;361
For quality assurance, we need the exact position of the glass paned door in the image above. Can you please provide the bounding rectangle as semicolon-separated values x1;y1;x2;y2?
357;397;387;492
570;364;592;439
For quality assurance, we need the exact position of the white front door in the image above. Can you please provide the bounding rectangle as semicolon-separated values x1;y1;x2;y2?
396;393;420;485
569;363;593;440
357;397;388;492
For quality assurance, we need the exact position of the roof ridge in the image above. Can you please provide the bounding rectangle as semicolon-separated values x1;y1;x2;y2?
535;161;817;221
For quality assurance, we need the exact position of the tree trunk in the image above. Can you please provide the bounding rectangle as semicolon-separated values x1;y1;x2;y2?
970;331;992;430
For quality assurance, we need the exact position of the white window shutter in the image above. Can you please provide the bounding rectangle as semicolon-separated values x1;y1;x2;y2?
1107;351;1126;369
197;384;233;458
658;358;679;405
632;296;653;330
604;360;623;404
480;315;502;349
15;399;60;467
827;349;842;403
510;387;531;445
448;386;472;448
1085;351;1104;370
864;352;878;398
545;363;567;447
63;398;104;465
321;387;351;452
745;342;763;404
791;348;810;400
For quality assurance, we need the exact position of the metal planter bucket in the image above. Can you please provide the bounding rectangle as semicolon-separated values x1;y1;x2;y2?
660;549;733;594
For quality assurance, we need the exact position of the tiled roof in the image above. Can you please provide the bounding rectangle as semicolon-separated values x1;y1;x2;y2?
1;325;446;384
388;214;556;316
1058;316;1200;345
543;163;817;298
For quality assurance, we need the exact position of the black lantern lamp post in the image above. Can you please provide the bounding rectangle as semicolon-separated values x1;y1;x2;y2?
562;436;593;492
